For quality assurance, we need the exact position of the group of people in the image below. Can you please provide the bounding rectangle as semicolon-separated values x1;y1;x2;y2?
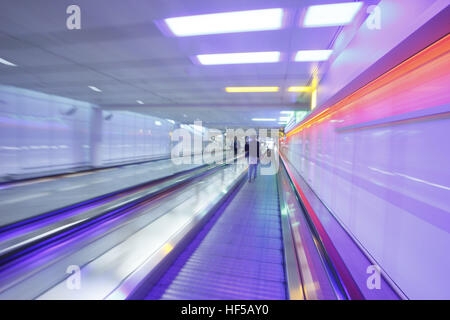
233;136;260;183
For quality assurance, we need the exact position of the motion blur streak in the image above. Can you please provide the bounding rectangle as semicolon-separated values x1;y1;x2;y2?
282;34;450;299
287;34;450;138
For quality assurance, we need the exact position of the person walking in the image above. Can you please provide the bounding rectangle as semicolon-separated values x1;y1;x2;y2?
246;136;260;183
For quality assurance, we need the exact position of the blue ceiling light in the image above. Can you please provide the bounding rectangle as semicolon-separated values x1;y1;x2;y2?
165;8;284;37
197;51;280;65
303;2;363;27
0;57;17;66
294;50;333;61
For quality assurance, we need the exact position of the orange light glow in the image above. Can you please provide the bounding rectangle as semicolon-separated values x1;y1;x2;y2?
287;86;312;92
287;34;450;138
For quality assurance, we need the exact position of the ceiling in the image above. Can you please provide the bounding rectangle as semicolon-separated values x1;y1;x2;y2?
0;0;373;128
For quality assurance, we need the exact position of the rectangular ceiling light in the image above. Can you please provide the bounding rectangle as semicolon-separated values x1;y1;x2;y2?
88;86;102;92
0;58;17;66
288;86;312;92
295;50;332;61
164;8;284;37
136;100;144;104
252;118;277;121
279;116;291;122
303;2;363;27
197;51;280;65
226;87;279;93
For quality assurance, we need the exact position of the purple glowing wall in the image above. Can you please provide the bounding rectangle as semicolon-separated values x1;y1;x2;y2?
283;36;450;299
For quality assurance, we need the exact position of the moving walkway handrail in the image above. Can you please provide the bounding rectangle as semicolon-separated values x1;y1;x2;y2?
0;163;208;237
119;168;248;300
279;152;363;300
0;162;227;271
279;152;404;300
276;172;304;300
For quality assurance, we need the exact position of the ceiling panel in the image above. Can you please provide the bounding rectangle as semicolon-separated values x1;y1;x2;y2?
0;0;371;128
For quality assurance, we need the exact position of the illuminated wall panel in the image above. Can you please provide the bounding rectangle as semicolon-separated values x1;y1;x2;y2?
282;35;450;299
0;86;175;178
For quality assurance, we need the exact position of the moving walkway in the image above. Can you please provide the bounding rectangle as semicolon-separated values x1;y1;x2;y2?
0;157;401;300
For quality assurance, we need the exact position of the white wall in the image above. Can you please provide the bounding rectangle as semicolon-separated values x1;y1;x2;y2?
100;110;173;164
0;85;175;178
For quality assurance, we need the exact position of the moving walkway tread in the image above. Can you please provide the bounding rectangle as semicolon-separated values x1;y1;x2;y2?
145;173;287;300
